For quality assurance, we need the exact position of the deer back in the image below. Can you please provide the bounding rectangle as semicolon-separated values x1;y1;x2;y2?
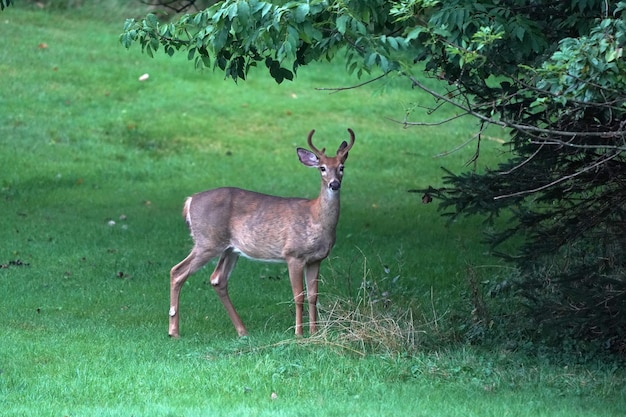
185;187;338;263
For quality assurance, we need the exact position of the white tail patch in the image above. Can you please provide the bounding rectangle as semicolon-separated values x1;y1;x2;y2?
183;196;193;230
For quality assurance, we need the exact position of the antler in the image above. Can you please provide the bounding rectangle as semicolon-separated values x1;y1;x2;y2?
307;129;326;156
336;128;355;158
344;128;355;153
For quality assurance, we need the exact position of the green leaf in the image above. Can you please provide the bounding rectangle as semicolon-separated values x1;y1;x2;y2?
294;3;309;23
149;37;159;52
123;18;135;32
237;1;251;26
281;67;294;81
260;2;273;18
606;47;623;62
145;44;154;58
145;13;158;28
404;26;424;42
378;54;389;72
365;52;378;68
336;14;349;35
302;21;322;43
387;36;399;50
227;3;238;20
351;19;366;35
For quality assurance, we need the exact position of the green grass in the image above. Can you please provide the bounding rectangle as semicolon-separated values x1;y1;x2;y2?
1;2;625;416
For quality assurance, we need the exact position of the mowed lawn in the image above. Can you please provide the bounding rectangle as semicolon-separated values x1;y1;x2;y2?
1;3;625;417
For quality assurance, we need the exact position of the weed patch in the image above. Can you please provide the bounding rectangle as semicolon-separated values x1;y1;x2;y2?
314;295;419;356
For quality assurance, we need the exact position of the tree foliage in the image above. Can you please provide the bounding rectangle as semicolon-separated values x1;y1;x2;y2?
1;0;14;10
121;0;626;348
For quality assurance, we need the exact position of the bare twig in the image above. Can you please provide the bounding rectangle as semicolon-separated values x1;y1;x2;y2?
498;143;545;175
494;151;622;200
530;139;626;151
315;73;388;94
386;111;470;128
433;129;482;159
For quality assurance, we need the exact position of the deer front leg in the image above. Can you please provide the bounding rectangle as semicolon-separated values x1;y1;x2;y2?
211;249;248;337
305;262;320;334
287;258;306;336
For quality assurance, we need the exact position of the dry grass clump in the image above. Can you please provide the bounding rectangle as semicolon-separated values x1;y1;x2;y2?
301;256;444;356
310;294;422;356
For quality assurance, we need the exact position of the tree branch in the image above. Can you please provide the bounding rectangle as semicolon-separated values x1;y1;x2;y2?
386;111;470;127
498;143;544;175
315;73;388;94
493;151;623;200
406;75;626;140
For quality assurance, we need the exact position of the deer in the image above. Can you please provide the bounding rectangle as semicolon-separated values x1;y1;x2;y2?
168;128;355;338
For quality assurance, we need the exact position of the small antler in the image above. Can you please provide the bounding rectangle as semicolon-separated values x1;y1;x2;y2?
336;128;355;158
344;128;355;153
307;129;326;156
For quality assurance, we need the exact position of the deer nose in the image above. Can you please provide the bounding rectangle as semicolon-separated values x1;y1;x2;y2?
329;180;341;191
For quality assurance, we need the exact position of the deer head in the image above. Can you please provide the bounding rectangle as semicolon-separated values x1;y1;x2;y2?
297;128;355;191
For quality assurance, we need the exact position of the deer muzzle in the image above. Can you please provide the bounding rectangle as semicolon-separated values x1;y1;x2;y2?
329;180;341;191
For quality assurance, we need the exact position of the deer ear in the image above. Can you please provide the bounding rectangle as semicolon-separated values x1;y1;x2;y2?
337;141;349;162
297;148;319;167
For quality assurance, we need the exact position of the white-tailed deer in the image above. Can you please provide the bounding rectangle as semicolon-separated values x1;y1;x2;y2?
168;129;355;337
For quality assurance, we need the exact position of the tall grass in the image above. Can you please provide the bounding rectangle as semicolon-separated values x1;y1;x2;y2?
1;2;625;416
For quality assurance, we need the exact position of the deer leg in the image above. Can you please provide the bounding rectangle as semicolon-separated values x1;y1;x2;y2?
210;249;247;337
305;262;320;334
287;259;306;336
169;249;216;338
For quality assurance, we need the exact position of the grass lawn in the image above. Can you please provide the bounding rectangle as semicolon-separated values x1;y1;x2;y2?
1;2;624;416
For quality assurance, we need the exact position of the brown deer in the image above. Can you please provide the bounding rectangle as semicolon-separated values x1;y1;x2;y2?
168;129;355;337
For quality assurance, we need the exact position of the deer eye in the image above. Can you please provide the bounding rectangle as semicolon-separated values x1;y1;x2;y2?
319;166;327;173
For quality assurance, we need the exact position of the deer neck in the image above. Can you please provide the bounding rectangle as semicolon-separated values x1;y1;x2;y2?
311;184;341;230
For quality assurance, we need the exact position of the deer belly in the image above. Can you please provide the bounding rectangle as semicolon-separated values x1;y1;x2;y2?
231;239;332;264
231;244;284;263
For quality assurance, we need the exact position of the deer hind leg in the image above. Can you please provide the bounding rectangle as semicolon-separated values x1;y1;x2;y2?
287;259;306;336
210;248;247;337
169;248;217;338
305;262;321;334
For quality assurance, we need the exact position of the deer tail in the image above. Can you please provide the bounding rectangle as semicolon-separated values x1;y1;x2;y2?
182;196;193;230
